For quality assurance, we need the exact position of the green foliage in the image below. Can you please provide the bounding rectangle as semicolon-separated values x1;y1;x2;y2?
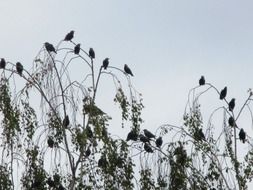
0;165;12;190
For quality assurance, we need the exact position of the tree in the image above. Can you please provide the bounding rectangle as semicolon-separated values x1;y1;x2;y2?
0;32;143;190
0;32;253;190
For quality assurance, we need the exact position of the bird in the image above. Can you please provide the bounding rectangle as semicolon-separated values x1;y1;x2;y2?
124;64;134;76
155;137;163;148
63;115;70;127
228;116;235;127
143;129;155;139
74;44;81;54
195;128;205;141
139;134;150;143
64;30;74;41
46;177;55;188
16;62;23;76
239;128;246;143
228;98;235;112
89;48;95;59
199;129;206;141
126;130;138;141
219;87;227;100
0;58;6;69
199;76;205;86
98;156;107;168
85;146;91;157
102;58;109;70
86;126;93;138
47;137;54;148
144;143;153;153
44;42;57;53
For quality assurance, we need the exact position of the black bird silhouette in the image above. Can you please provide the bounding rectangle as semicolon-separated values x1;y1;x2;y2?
46;177;55;188
228;98;235;112
89;48;95;59
86;126;93;138
219;86;227;100
64;30;74;41
74;44;81;54
58;184;65;190
85;146;91;157
239;128;246;143
98;156;107;168
139;134;150;143
63;115;70;127
155;137;163;148
195;128;205;141
45;42;57;53
16;62;23;76
228;116;235;127
126;130;138;141
144;143;153;153
124;64;134;76
0;58;6;69
47;137;54;148
102;58;109;70
143;129;155;139
199;76;205;86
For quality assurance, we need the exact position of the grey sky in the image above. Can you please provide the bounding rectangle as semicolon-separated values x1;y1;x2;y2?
1;1;253;187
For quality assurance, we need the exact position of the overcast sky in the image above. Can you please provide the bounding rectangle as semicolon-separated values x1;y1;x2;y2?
1;0;253;187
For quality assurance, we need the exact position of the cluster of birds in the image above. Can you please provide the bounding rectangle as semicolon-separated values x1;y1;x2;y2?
126;129;163;153
45;30;134;77
199;75;246;143
0;58;24;76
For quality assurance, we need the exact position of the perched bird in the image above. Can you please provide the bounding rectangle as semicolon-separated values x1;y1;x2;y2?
98;156;107;168
85;146;91;157
86;125;93;138
102;58;109;70
144;143;153;153
16;62;23;76
228;98;235;112
126;130;138;141
63;115;70;127
195;128;205;141
220;87;227;100
124;64;134;76
199;76;205;86
155;137;163;148
46;177;55;188
74;44;81;54
239;128;246;143
139;134;150;143
143;129;155;139
0;58;6;69
45;42;57;53
58;184;65;190
89;48;95;59
64;30;74;41
47;137;54;148
228;116;235;127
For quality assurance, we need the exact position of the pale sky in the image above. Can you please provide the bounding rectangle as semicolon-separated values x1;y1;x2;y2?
1;0;253;188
